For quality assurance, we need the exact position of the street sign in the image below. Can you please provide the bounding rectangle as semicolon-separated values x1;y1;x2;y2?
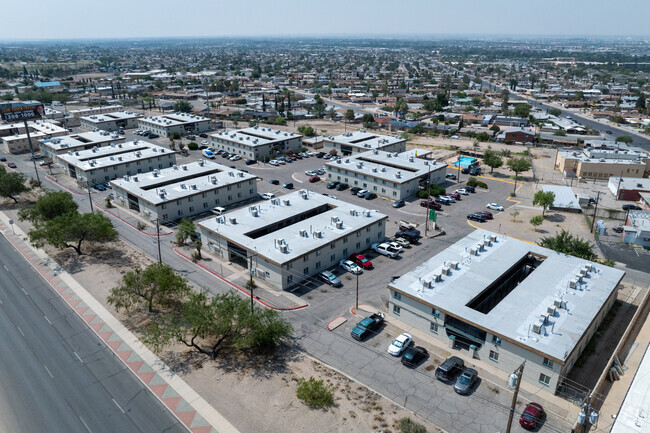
429;210;437;222
8;219;13;225
0;102;45;122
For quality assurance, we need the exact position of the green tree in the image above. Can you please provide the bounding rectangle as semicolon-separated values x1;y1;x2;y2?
0;166;30;203
344;109;355;123
513;104;532;118
27;211;117;255
538;230;598;261
506;157;532;194
548;108;562;117
615;136;634;145
530;215;544;232
296;377;334;409
489;124;500;134
274;116;285;125
483;150;504;174
174;100;193;113
362;113;375;126
476;132;491;142
176;218;196;245
533;190;555;217
636;94;646;113
108;263;191;313
394;99;409;119
18;191;78;224
297;125;315;137
500;89;510;114
312;94;325;118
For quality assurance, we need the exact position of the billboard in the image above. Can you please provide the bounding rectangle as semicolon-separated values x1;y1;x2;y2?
0;102;45;122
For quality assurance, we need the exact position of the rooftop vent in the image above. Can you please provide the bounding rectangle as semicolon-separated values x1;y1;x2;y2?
283;199;291;206
229;217;237;224
335;220;343;229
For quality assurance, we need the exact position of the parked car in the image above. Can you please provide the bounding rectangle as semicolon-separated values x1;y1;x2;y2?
7;162;16;168
327;181;340;189
622;204;641;211
448;192;461;200
454;368;478;395
387;333;413;356
94;184;106;191
613;226;624;233
469;167;482;176
392;199;405;208
104;183;112;189
486;203;504;211
282;182;294;189
309;176;321;183
316;152;325;158
435;196;452;205
461;167;471;174
478;211;493;219
371;243;399;258
400;346;428;368
245;159;257;165
259;193;275;200
420;200;442;210
305;170;317;176
442;195;456;203
467;213;487;222
199;133;208;138
388;237;410;248
606;130;613;134
211;206;226;216
349;253;373;270
335;183;349;191
148;133;159;139
445;173;457;180
395;228;421;243
350;187;362;195
201;140;209;145
269;160;280;166
385;242;403;254
356;189;369;197
268;179;280;185
350;313;385;341
364;192;377;200
0;156;6;162
201;149;215;159
319;270;342;287
229;155;242;161
519;402;545;430
464;185;476;193
435;356;464;383
455;188;469;195
339;259;362;274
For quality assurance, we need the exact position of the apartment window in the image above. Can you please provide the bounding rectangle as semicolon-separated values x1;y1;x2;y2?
543;358;554;368
366;227;371;232
330;254;336;262
393;191;397;197
330;242;336;249
287;263;292;270
176;200;182;205
366;237;370;244
343;237;348;244
539;373;551;386
430;322;438;334
489;350;499;362
177;210;183;216
303;267;309;275
161;204;167;210
189;206;194;212
315;261;321;270
203;203;208;208
163;214;168;220
303;255;309;262
432;308;440;317
392;291;401;300
188;196;193;202
492;336;502;346
287;275;293;283
356;242;361;249
392;305;401;315
356;232;361;237
343;248;347;256
316;250;321;256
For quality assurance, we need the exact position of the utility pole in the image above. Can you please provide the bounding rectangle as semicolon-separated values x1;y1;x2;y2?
248;255;255;313
424;161;432;237
24;119;41;184
616;171;623;200
456;153;461;183
505;361;526;433
86;181;94;212
355;272;359;311
591;191;601;233
156;218;162;264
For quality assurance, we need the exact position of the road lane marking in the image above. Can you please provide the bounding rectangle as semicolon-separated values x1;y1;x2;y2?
291;173;304;183
17;326;24;337
112;398;125;414
3;265;7;271
74;351;84;363
79;416;92;433
21;287;28;295
44;365;54;378
44;315;52;325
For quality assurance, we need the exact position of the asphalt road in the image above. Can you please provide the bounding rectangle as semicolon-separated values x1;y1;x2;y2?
0;234;188;433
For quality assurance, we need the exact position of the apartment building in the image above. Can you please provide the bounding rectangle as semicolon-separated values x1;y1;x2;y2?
323;130;406;156
0;120;68;154
555;148;648;179
137;112;211;138
39;131;125;161
210;126;303;160
80;111;142;132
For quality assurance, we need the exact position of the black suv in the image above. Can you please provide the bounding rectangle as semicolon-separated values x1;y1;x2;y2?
350;187;362;195
469;167;482;176
396;228;421;243
336;183;349;191
435;356;464;383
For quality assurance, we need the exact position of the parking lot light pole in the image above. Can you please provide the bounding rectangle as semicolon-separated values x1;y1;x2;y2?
24;120;41;184
457;154;461;184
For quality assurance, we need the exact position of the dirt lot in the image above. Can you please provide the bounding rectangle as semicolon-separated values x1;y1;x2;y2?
2;195;439;433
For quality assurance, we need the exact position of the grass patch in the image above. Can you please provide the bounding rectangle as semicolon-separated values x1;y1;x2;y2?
296;376;334;409
398;417;427;433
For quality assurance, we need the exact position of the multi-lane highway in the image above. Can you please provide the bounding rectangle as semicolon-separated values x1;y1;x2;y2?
0;234;187;433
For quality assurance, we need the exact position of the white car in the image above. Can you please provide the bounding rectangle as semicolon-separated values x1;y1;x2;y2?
387;333;413;356
486;203;504;211
259;193;275;200
201;140;209;145
371;243;399;258
269;160;280;166
229;155;242;161
339;259;362;275
306;151;314;156
455;188;469;195
305;170;317;176
356;189;369;197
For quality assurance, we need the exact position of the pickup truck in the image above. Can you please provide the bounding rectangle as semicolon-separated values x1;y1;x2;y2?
371;243;400;258
351;312;385;341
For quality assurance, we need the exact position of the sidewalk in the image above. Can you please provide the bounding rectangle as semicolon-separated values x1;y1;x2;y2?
0;212;239;433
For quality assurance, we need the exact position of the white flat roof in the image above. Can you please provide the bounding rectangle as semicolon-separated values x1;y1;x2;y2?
389;229;624;362
69;105;122;114
326;150;447;183
541;185;582;211
80;111;141;123
326;131;405;150
559;150;645;166
110;160;256;205
57;140;174;171
610;177;650;191
39;131;124;151
610;343;650;433
138;112;210;127
199;190;387;265
210;126;301;147
627;210;650;232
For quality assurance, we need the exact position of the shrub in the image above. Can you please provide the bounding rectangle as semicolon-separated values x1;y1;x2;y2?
467;177;478;187
105;197;114;208
398;417;426;433
170;132;181;140
136;222;146;231
296;376;334;409
187;142;198;150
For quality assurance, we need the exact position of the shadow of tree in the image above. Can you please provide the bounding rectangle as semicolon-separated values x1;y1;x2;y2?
545;213;566;223
51;242;135;275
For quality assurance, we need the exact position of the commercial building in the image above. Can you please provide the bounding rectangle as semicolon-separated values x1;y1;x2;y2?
496;127;536;143
323;131;406;156
555;148;647;179
137;112;211;138
67;105;123;127
540;185;582;213
210;126;303;160
325;149;447;200
198;190;387;290
0;120;67;154
39;131;125;161
388;229;624;393
110;160;257;222
80;111;142;132
610;342;650;433
608;177;650;201
622;210;650;248
56;140;176;187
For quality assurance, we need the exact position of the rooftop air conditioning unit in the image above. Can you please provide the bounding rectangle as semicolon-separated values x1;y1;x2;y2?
283;199;291;206
422;279;431;289
299;229;307;237
483;239;492;247
554;298;563;308
229;217;237;224
540;314;549;325
532;322;543;334
271;198;280;205
191;184;198;190
251;210;258;217
349;209;356;216
490;234;497;242
279;244;288;253
470;248;478;256
395;171;401;179
441;266;450;276
210;176;217;184
133;176;139;182
335;221;343;229
372;167;377;172
432;272;442;282
182;165;188;170
547;306;557;316
476;243;485;252
314;231;323;238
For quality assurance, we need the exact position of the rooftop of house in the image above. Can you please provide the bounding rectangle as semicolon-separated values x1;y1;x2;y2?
198;190;387;265
325;130;405;149
138;112;210;126
80;110;142;123
626;210;650;232
39;131;124;151
56;140;174;171
389;229;624;362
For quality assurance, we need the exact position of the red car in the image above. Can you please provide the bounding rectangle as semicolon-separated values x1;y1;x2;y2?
420;200;442;210
448;192;461;200
478;211;493;220
349;253;373;270
519;402;544;429
7;162;17;168
308;176;320;183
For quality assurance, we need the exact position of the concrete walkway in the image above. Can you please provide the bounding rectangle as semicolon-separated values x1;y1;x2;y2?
0;212;239;433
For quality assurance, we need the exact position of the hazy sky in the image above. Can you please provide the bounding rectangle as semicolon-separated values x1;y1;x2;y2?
2;0;649;40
